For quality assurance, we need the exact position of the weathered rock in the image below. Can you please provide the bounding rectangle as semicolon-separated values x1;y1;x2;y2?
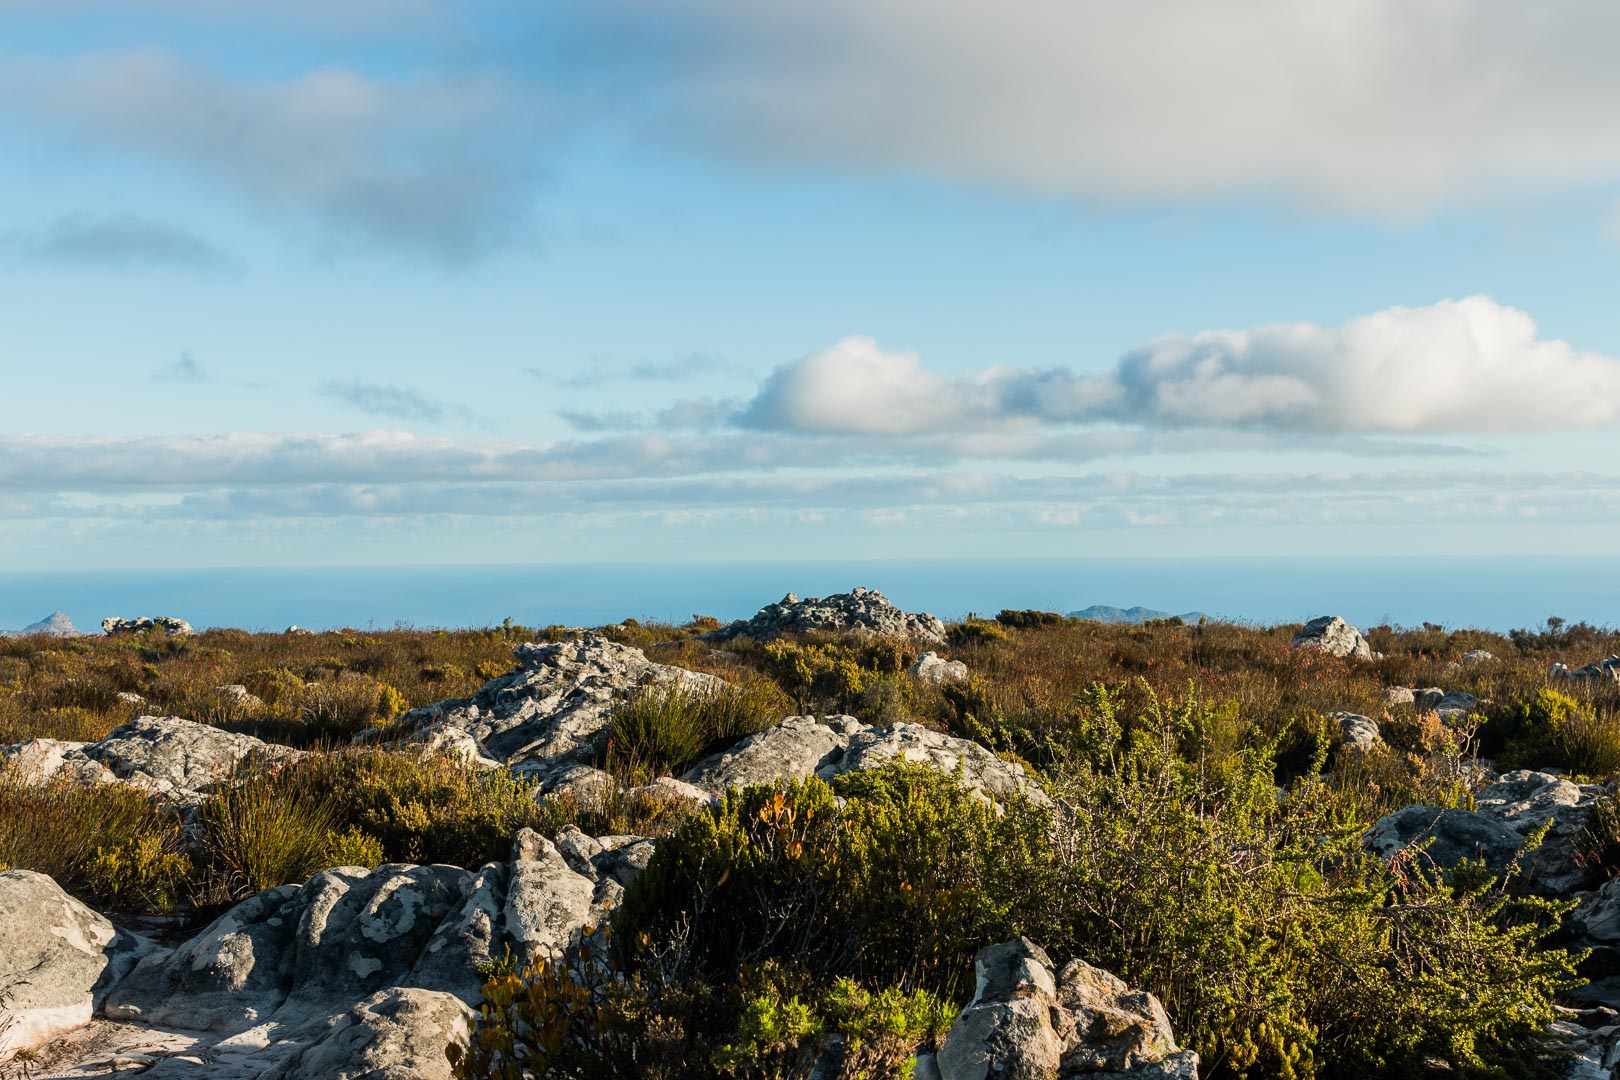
682;714;1046;805
704;587;948;646
75;716;300;802
1434;691;1482;720
1330;712;1379;753
1452;649;1496;667
0;871;150;1061
285;626;317;637
1384;686;1416;707
259;988;473;1080
14;611;81;638
1552;657;1620;686
682;715;861;794
384;634;723;781
116;691;145;705
822;722;1049;806
624;775;713;808
216;684;263;707
101;616;193;637
911;652;969;686
0;738;115;786
1366;770;1604;893
935;938;1197;1079
1289;616;1372;661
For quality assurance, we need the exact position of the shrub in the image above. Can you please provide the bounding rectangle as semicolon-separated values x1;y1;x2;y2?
945;619;1007;648
1489;689;1620;776
605;678;791;782
993;609;1067;631
0;764;190;911
198;770;347;900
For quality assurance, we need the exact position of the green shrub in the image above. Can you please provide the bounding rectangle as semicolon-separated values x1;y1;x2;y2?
605;678;790;782
1489;689;1620;776
199;770;346;899
945;620;1007;648
0;765;190;911
993;609;1067;631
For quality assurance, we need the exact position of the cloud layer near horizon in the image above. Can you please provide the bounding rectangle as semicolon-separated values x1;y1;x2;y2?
738;298;1620;435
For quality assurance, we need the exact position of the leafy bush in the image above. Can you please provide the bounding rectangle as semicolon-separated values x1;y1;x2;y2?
945;619;1007;648
1488;689;1620;777
0;764;190;911
993;609;1068;631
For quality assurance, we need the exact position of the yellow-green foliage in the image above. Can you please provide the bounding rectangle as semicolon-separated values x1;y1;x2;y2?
0;764;190;911
605;678;791;782
758;640;914;721
1491;688;1620;777
198;769;350;899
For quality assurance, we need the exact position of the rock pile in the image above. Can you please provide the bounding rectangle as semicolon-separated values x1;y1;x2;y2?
703;587;948;645
101;616;194;637
920;938;1199;1079
1289;616;1373;660
2;827;643;1076
381;634;725;787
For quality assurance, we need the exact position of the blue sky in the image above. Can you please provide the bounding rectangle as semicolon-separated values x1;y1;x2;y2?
4;0;1620;568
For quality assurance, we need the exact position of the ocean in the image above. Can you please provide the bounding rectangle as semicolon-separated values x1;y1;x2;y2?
0;557;1614;635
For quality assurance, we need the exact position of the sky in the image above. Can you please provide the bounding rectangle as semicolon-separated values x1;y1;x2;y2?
4;0;1620;569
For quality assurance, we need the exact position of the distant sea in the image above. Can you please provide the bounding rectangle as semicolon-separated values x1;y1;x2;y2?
0;557;1615;635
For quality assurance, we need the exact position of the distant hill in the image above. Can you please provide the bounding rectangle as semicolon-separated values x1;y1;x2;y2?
7;611;82;638
1068;605;1212;625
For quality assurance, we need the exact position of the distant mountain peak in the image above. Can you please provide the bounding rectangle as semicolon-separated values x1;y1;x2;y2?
14;611;81;637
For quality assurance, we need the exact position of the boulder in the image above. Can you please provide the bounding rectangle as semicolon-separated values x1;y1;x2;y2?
1330;712;1379;754
383;634;723;781
703;587;948;646
101;616;193;637
0;871;150;1061
0;738;115;786
933;938;1197;1079
259;988;473;1080
116;691;145;705
76;716;300;802
1289;616;1372;661
285;626;317;637
1452;650;1496;667
216;684;263;708
1365;770;1604;893
1384;686;1416;707
682;715;1046;805
911;652;969;686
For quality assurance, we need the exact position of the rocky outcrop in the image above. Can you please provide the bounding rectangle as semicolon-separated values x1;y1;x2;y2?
0;871;151;1063
101;616;193;637
216;684;263;707
924;938;1198;1079
1552;657;1620;686
1384;686;1416;707
681;715;1048;806
382;634;724;786
1366;770;1604;894
6;716;300;803
1330;712;1379;753
1289;616;1373;661
911;652;969;686
21;825;645;1076
703;587;948;645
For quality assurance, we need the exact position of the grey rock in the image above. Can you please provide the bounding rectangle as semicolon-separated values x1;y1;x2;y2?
1366;770;1603;893
623;775;713;807
101;616;193;637
77;716;300;802
911;652;969;687
682;715;852;794
1330;712;1380;753
285;626;317;636
1454;649;1496;666
1383;686;1416;707
385;634;723;777
936;938;1196;1080
1289;616;1373;661
1552;657;1620;685
1435;691;1482;720
216;684;263;707
704;587;948;645
1413;687;1447;711
552;825;604;878
0;738;115;786
0;871;151;1060
259;987;473;1080
116;691;145;705
683;714;1046;806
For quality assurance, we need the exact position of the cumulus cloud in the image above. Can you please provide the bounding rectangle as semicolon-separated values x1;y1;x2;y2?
568;0;1620;214
0;51;542;260
2;214;236;271
738;298;1620;435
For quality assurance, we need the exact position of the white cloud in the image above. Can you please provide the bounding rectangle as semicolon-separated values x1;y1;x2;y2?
0;50;542;259
737;298;1620;435
586;0;1620;214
